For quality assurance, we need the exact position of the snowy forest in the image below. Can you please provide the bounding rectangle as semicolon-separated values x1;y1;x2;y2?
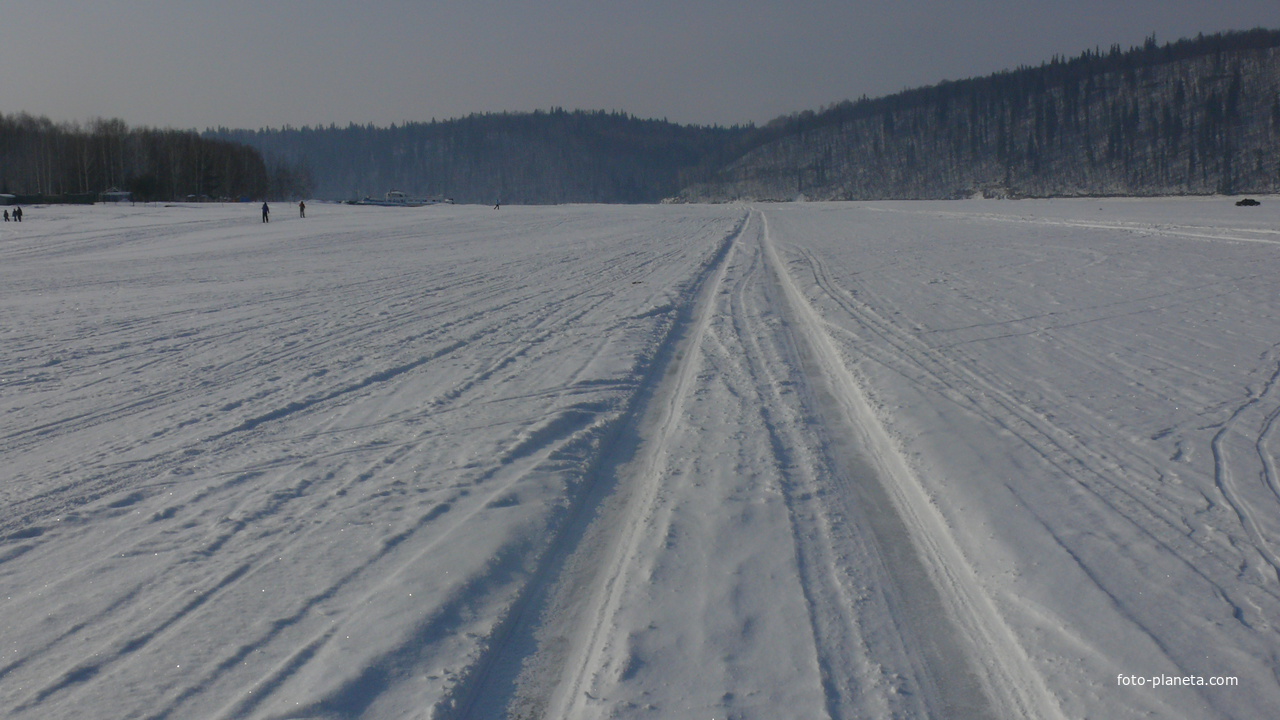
210;29;1280;204
209;110;752;204
681;29;1280;200
4;29;1280;204
0;116;283;202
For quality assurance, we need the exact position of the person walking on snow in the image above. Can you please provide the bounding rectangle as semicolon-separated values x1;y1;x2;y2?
299;200;305;218
262;202;270;223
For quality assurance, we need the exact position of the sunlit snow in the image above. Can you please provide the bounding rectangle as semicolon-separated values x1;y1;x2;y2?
2;198;1277;719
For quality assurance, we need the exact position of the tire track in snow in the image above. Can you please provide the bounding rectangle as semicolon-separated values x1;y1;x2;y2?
757;211;1060;719
170;212;743;719
864;203;1280;246
5;314;637;720
437;211;749;720
0;206;752;720
453;207;1045;719
539;220;743;720
1211;352;1280;584
12;562;253;712
1;212;681;537
783;234;1280;630
20;360;635;713
724;224;884;719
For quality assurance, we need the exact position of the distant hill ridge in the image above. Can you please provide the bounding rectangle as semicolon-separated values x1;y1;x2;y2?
681;28;1280;201
210;28;1280;203
209;110;753;204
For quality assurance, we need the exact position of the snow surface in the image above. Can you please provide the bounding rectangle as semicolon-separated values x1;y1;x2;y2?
1;197;1278;719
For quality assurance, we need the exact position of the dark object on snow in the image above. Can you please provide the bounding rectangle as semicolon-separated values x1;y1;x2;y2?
1236;198;1261;206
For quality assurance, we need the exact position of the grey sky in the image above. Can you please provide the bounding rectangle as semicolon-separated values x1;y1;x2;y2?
5;0;1279;130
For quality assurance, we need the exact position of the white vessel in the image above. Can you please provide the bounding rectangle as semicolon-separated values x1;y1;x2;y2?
352;191;428;207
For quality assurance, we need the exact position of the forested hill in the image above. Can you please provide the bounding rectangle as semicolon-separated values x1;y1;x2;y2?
208;111;753;204
207;29;1280;204
680;29;1280;201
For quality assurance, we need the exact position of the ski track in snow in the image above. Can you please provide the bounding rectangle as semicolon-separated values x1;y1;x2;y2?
2;198;1279;719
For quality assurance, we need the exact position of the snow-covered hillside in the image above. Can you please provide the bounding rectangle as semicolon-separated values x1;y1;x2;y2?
1;198;1276;719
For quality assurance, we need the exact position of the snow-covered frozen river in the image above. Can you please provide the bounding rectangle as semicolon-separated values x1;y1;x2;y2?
2;198;1277;719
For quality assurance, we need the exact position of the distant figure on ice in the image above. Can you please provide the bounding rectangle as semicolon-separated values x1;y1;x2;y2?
299;200;306;218
2;210;7;221
494;200;501;209
262;202;270;223
13;207;21;222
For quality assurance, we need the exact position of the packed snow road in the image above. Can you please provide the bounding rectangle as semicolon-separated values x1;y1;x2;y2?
1;198;1277;719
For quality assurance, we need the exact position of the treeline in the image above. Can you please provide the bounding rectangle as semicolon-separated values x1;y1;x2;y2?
681;28;1280;200
197;28;1280;204
208;110;753;204
0;114;296;202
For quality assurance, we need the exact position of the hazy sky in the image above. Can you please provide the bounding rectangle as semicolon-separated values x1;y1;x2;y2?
5;0;1280;130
